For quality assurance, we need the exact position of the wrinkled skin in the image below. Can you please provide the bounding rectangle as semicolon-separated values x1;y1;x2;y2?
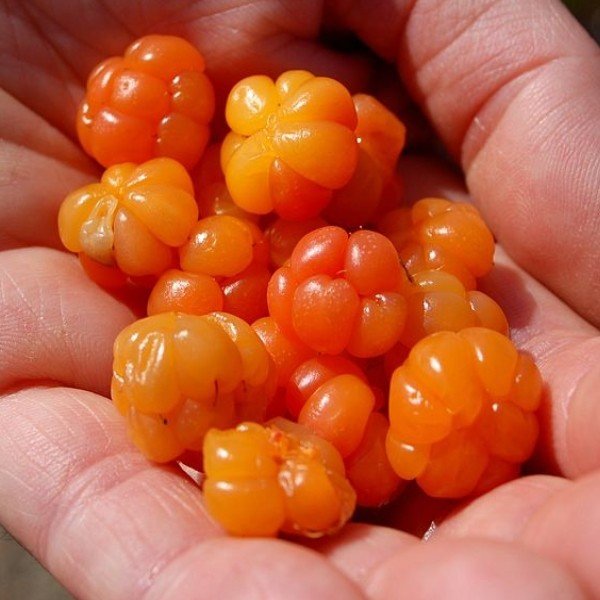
1;1;599;598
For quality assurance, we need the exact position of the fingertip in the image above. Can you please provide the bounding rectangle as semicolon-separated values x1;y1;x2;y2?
365;538;586;599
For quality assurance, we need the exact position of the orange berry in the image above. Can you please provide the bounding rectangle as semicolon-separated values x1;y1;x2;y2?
346;413;404;507
269;226;409;357
194;143;260;223
112;312;275;462
265;216;328;269
59;158;197;277
203;420;356;537
147;269;223;316
399;270;509;348
252;317;314;389
78;35;214;168
179;215;254;278
221;263;271;324
326;95;406;228
285;355;367;419
377;198;495;284
298;374;375;457
222;71;358;216
386;328;541;498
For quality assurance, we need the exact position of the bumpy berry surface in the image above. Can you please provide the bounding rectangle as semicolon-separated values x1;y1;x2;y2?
378;197;495;287
59;158;197;277
325;94;406;228
195;143;260;222
147;269;223;316
78;35;214;168
400;270;509;347
111;312;276;462
298;373;375;458
137;191;270;320
285;355;367;419
222;70;358;217
345;412;404;507
203;419;356;537
386;328;541;498
267;226;408;357
265;217;328;269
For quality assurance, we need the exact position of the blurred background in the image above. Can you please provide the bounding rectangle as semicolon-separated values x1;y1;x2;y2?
1;1;598;599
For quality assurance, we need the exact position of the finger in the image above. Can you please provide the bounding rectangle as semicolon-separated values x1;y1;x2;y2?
364;538;585;599
331;0;600;326
519;470;600;598
305;523;417;586
434;475;569;541
0;386;364;600
0;90;96;251
0;247;135;395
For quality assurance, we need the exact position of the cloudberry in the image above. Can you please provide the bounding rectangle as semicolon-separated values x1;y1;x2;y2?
285;355;367;419
203;419;356;537
325;94;406;228
222;70;358;217
59;158;197;277
194;143;260;223
78;35;214;168
265;217;328;269
267;226;408;357
345;412;404;507
378;197;495;288
400;270;508;347
111;312;276;462
386;328;541;498
147;269;223;316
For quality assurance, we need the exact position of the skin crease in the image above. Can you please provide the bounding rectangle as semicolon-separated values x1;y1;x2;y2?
0;0;599;598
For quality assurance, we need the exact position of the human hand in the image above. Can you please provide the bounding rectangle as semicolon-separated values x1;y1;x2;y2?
0;1;599;597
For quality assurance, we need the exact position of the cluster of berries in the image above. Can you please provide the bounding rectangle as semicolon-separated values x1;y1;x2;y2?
58;35;542;538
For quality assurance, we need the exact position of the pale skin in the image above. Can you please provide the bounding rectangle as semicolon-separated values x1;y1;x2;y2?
0;0;599;597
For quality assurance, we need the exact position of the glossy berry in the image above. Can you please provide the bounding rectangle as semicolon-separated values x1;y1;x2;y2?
345;412;404;507
252;317;314;389
203;419;356;537
59;158;197;277
111;312;276;462
195;143;260;223
147;269;223;316
325;94;406;228
78;35;215;168
265;216;328;269
221;262;271;324
222;70;358;217
400;270;509;347
267;226;408;357
386;328;541;498
378;197;495;287
298;373;376;457
285;355;367;419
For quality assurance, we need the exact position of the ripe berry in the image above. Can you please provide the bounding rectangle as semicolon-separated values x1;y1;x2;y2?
400;270;508;347
112;312;276;462
386;328;541;498
378;198;495;287
222;70;358;217
59;158;197;277
202;419;356;537
325;94;406;228
345;412;404;507
267;226;408;357
78;35;214;168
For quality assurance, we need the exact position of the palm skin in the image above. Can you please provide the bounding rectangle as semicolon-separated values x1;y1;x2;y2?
0;0;599;598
